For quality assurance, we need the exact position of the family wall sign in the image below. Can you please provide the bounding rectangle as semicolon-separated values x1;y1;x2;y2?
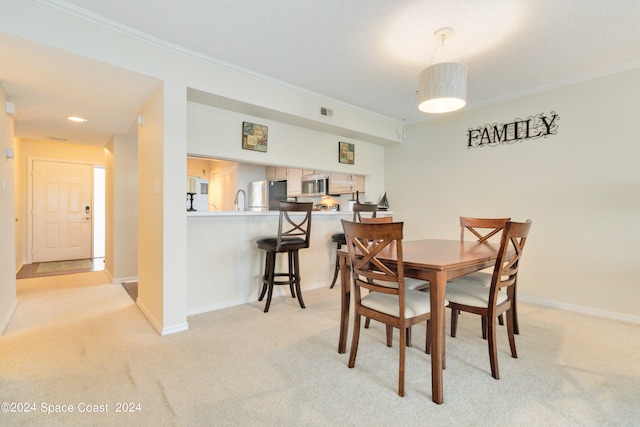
467;111;559;148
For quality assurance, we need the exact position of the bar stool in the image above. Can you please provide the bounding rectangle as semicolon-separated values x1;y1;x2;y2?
329;203;378;288
256;202;313;313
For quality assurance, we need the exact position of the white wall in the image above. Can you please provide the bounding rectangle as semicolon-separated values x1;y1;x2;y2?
0;87;17;334
1;0;397;334
187;102;386;202
105;134;138;283
385;68;640;321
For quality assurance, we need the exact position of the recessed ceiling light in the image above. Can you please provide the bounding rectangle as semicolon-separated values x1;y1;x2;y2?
67;116;87;123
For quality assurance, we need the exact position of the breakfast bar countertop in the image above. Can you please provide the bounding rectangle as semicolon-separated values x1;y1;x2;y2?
187;210;391;217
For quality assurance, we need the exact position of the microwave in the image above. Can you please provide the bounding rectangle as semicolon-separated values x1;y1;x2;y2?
301;174;328;196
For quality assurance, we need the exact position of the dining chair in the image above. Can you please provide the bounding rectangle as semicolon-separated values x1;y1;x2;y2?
342;219;436;397
256;202;313;313
444;219;532;379
329;203;378;288
453;216;517;336
360;216;430;347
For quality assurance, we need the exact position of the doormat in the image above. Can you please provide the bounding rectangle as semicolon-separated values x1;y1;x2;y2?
36;259;93;274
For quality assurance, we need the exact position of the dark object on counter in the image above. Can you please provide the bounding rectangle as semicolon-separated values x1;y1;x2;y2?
377;192;389;211
187;193;196;211
329;203;377;289
256;202;313;312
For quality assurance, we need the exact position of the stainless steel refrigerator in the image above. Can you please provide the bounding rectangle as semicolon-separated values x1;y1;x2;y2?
248;180;288;211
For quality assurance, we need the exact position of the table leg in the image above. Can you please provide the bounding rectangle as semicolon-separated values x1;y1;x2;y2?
338;253;350;354
430;271;446;404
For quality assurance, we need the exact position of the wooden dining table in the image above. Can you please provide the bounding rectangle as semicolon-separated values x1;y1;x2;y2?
337;238;502;404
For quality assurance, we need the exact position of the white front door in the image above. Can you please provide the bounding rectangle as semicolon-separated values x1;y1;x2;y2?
32;160;93;262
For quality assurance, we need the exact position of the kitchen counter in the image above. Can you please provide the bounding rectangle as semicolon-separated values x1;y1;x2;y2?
185;208;391;315
187;210;391;217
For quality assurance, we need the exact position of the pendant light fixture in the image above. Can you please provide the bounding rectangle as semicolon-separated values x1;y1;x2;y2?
418;27;467;114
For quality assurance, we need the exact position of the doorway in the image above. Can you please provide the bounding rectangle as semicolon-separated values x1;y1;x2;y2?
28;159;105;264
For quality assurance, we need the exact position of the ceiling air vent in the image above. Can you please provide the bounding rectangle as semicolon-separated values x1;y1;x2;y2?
320;107;333;117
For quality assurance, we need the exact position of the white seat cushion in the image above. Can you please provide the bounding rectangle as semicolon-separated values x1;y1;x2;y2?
361;289;447;318
448;271;491;287
405;278;430;290
445;280;508;308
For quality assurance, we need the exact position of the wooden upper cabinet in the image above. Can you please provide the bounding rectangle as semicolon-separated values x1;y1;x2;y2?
266;166;287;181
286;168;302;196
352;175;365;193
329;173;365;195
267;166;364;196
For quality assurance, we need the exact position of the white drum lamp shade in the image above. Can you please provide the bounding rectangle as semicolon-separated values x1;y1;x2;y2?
418;62;467;113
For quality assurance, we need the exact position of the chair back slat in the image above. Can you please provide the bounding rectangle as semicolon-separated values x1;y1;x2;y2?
490;220;532;296
460;216;511;243
360;216;392;224
342;220;404;296
352;203;378;222
276;202;313;250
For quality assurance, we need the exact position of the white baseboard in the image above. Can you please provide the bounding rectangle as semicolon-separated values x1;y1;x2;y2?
136;297;189;335
519;294;640;324
1;298;18;335
104;268;113;284
186;281;327;317
187;297;251;316
161;322;189;335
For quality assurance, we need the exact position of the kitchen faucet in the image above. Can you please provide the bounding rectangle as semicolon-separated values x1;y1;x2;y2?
234;189;247;211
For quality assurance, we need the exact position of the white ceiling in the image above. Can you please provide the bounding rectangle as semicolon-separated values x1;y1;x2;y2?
2;0;640;146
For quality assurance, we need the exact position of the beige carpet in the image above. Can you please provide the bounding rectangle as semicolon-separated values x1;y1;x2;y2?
35;259;93;274
1;272;639;426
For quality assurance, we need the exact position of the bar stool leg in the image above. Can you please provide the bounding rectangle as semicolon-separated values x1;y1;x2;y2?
329;243;342;289
264;251;276;313
288;251;296;298
258;251;272;302
293;250;305;309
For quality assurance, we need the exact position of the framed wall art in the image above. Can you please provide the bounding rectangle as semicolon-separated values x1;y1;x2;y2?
242;121;268;152
338;141;354;164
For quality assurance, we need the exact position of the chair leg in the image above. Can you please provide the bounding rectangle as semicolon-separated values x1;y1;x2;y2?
398;325;406;397
498;314;504;326
488;314;499;379
348;314;362;369
406;326;412;347
512;287;520;335
425;319;431;354
293;250;305;309
481;316;488;340
506;308;518;359
450;308;459;337
364;317;371;328
386;325;393;347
